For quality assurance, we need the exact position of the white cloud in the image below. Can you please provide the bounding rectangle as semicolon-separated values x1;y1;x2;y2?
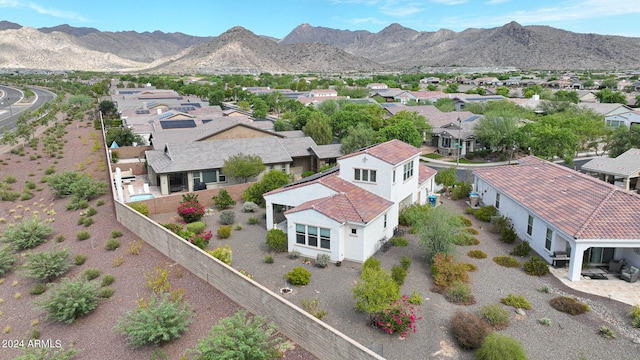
346;16;388;25
28;2;90;22
484;0;509;4
430;0;467;5
379;2;424;17
0;0;20;7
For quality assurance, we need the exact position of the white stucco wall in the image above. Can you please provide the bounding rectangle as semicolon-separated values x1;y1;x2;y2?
264;183;337;229
285;210;342;262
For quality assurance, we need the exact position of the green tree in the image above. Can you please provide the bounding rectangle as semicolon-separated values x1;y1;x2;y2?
377;120;422;147
495;86;510;97
434;98;456;112
105;127;145;146
303;112;333;145
601;78;619;89
434;168;457;193
332;104;381;138
340;123;377;154
0;127;18;146
523;84;543;98
352;266;400;322
473;116;522;159
418;206;464;261
604;126;640;158
317;99;338;117
595;89;627;104
385;110;431;140
521;120;578;165
99;100;118;118
444;83;459;93
242;170;290;206
553;90;579;103
187;310;290;360
68;94;94;108
223;153;266;183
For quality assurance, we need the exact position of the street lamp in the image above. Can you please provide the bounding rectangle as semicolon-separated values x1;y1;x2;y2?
455;117;462;168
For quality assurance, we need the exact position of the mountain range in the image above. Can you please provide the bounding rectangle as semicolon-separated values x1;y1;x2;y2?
1;20;639;73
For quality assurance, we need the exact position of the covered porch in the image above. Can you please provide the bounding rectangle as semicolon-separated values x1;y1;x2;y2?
560;238;640;282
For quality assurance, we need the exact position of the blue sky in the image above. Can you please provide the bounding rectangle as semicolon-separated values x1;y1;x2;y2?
1;0;639;38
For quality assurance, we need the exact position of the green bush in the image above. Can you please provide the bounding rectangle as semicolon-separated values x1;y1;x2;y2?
391;265;407;286
266;229;287;252
212;189;236;209
242;201;259;213
287;267;311;286
407;290;423;305
445;280;475;305
0;245;17;276
479;304;511;330
129;201;149;216
550;296;590;315
400;255;412;271
500;226;517;244
301;298;328;320
493;256;521;268
431;253;469;287
29;283;47;295
101;274;115;287
55;234;65;243
247;216;259;225
629;305;640;327
76;230;91;241
599;325;616;339
1;216;53;250
467;250;487;259
475;333;527;360
450;310;492;350
105;239;120;251
47;171;106;201
185;222;206;233
22;247;71;283
83;268;101;281
217;225;231;239
390;237;409;246
523;256;549;276
451;182;473;200
491;215;512;234
453;231;480;246
219;210;236;225
363;256;381;271
241;170;290;206
501;294;532;310
301;170;315;178
14;345;79;360
263;253;274;264
474;205;497;222
207;245;232;265
186;309;290;360
99;287;115;299
398;204;432;227
74;254;87;265
511;241;532;256
316;253;330;268
85;207;97;216
114;292;194;348
110;229;123;238
35;277;100;324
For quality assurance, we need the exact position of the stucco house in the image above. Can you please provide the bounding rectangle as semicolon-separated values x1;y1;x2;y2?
473;156;640;281
582;148;640;191
263;140;437;263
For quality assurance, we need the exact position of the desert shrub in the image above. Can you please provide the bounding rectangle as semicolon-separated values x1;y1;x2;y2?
479;303;511;330
101;274;115;287
1;216;53;250
407;290;423;305
177;194;205;223
217;225;232;239
316;253;330;268
301;298;328;320
74;254;87;265
85;207;97;216
76;230;91;241
66;199;89;210
0;245;17;275
390;237;409;247
242;201;259;213
363;256;381;271
458;215;473;227
129;202;149;216
105;239;120;251
211;189;235;209
29;283;47;295
493;256;521;268
241;170;290;206
462;262;478;272
114;292;194;348
287;249;300;259
398;203;432;227
453;231;480;246
47;171;106;203
263;253;274;264
4;175;16;183
474;205;497;222
445;280;475;305
243;218;258;227
287;267;311;286
599;325;615;339
99;287;115;299
538;317;552;326
475;333;527;360
629;305;640;327
207;245;232;265
491;215;512;233
373;296;422;339
465;227;479;235
301;170;315;178
501;294;532;310
185;222;205;233
219;210;236;225
22;247;71;283
523;256;549;276
14;345;79;360
450;310;492;349
511;240;532;256
266;229;287;252
467;249;487;259
35;277;100;323
81;216;94;227
234;224;243;231
55;234;65;242
400;255;412;271
83;268;101;281
500;226;517;244
451;182;473;200
391;265;407;286
109;229;123;238
96;199;105;206
550;296;590;315
186;309;290;360
431;253;469;287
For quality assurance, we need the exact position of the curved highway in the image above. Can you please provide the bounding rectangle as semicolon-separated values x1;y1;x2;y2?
0;85;56;133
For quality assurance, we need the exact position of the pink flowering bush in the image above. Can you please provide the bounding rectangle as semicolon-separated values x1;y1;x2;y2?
177;194;205;223
373;296;422;339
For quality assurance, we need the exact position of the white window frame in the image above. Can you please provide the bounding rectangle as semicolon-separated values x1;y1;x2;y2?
545;228;553;251
495;193;500;209
296;224;330;250
527;215;533;236
354;168;377;183
403;161;414;181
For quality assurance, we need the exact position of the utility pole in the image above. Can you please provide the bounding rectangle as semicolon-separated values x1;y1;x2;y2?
455;117;462;168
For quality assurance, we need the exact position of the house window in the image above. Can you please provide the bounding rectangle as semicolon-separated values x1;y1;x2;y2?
354;168;376;183
495;193;501;209
442;137;451;148
281;164;287;173
351;228;357;235
218;170;226;182
296;224;330;250
527;215;533;236
403;161;414;181
383;214;387;229
197;170;225;183
545;228;553;251
192;171;201;183
392;170;396;183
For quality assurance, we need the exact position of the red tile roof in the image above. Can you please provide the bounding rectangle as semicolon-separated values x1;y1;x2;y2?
419;164;437;184
339;139;421;165
474;156;640;239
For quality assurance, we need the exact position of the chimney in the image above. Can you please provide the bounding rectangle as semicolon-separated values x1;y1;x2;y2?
157;108;162;115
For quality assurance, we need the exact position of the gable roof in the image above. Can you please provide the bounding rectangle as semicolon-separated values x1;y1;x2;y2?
419;164;437;184
338;139;421;165
582;148;640;177
474;156;640;240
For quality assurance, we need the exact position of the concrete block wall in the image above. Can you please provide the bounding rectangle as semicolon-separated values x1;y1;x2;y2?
114;201;384;360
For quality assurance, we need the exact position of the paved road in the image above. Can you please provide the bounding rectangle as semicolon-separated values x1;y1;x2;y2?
0;85;56;133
